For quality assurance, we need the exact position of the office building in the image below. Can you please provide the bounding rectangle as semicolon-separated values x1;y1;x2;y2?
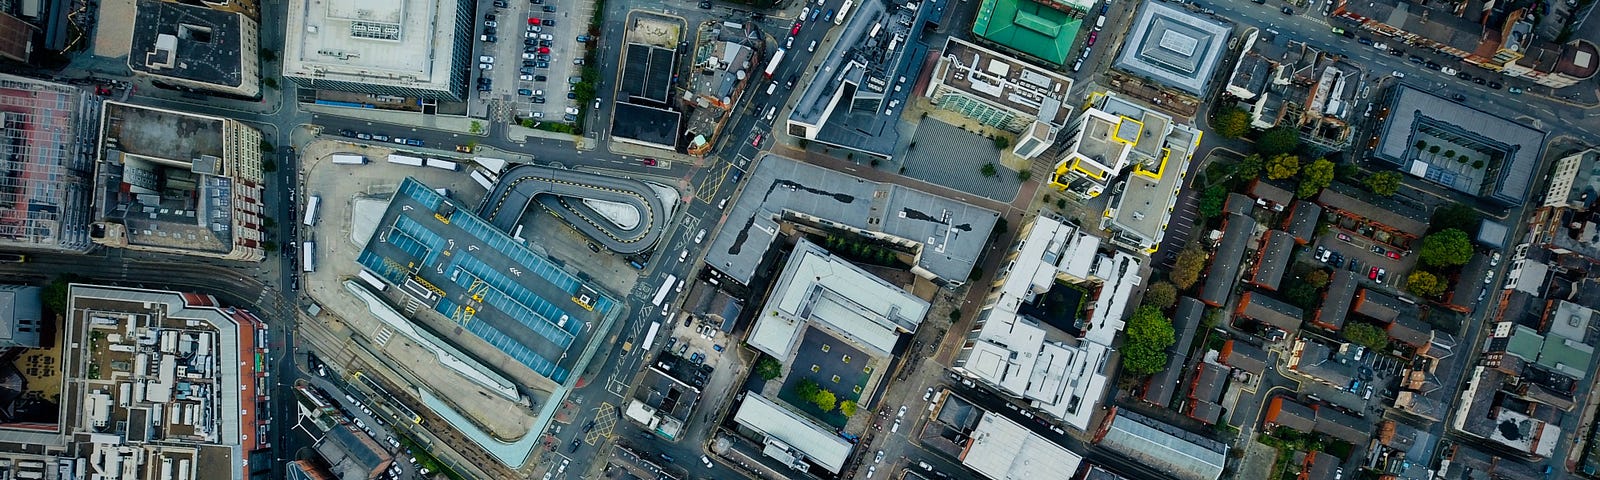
129;0;260;98
0;74;100;253
282;0;473;101
925;37;1074;159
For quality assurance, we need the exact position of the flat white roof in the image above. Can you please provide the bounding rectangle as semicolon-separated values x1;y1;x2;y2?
748;239;928;359
282;0;462;92
732;394;853;473
962;412;1083;480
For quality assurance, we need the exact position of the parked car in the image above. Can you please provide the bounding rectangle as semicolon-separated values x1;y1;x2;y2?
1488;81;1503;89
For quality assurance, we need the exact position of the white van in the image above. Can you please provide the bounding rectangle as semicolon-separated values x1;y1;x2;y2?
766;82;777;95
764;106;776;121
1095;16;1105;30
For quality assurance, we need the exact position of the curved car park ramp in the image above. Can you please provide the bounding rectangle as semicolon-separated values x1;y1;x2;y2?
478;165;667;255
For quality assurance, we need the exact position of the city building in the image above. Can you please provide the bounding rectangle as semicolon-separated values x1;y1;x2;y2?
1368;85;1548;207
1246;230;1294;291
1543;148;1599;209
0;13;34;63
1235;291;1303;335
951;215;1142;431
1185;362;1228;425
1263;396;1317;432
0;284;269;480
970;0;1090;66
1284;201;1320;244
1288;338;1357;389
705;154;997;288
1315;184;1428;248
1143;297;1203;408
1352;288;1404;324
0;284;41;348
1310;269;1358;330
1198;210;1255;306
1049;92;1201;211
282;0;472;101
925;37;1075;159
89;102;266;261
624;364;701;441
1452;366;1561;459
1218;340;1267;378
785;0;938;158
129;0;260;98
747;238;928;361
961;411;1084;480
314;424;393;479
1112;0;1233;96
731;394;853;474
1312;406;1372;447
682;27;758;156
1333;1;1598;88
0;74;100;253
1093;409;1227;480
613;40;682;151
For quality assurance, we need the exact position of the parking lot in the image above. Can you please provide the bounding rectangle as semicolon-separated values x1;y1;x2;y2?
1309;228;1418;291
471;0;597;123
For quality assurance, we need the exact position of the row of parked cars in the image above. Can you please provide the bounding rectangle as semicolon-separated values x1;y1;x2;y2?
337;129;424;147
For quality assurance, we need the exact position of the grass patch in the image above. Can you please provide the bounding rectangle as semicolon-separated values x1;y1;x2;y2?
396;434;467;480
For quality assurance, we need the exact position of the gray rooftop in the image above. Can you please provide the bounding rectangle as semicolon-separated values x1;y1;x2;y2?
1112;0;1233;95
0;285;41;348
620;43;676;105
1371;85;1547;206
1199;213;1255;306
786;0;939;157
611;102;682;149
706;154;997;286
1284;201;1320;243
281;0;469;98
1313;269;1358;329
1099;409;1227;480
1238;292;1303;333
129;0;251;90
1248;230;1294;291
1144;296;1205;407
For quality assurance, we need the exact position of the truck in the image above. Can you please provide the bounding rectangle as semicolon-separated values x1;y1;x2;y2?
764;49;786;78
474;156;510;175
330;154;368;165
470;169;496;190
641;321;661;352
302;195;320;227
387;154;424;166
651;274;678;307
425;158;460;171
301;242;316;273
357;269;388;292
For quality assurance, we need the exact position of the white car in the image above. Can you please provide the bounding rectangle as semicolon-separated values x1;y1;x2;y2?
532;112;544;119
520;74;535;81
694;229;706;244
526;31;539;38
540;33;554;40
701;455;714;468
524;53;539;60
1392;70;1406;78
896;405;907;418
565;106;580;115
874;451;885;464
479;63;493;70
532;89;543;96
479;55;495;63
484;20;498;27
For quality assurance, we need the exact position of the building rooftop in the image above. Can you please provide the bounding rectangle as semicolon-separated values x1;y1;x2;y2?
129;0;254;94
0;285;41;348
1313;269;1358;330
1370;85;1547;206
1388;315;1433;347
1337;0;1497;56
1248;230;1294;291
1237;292;1303;333
1220;340;1268;376
1199;213;1255;306
282;0;467;99
1503;324;1594;381
705;154;996;286
1098;409;1227;480
610;102;682;150
1284;201;1320;243
934;36;1074;126
1104;109;1200;252
1312;406;1373;447
1144;297;1204;407
747;238;928;359
971;0;1083;65
0;74;99;253
316;425;393;480
1191;362;1228;403
1292;339;1356;387
787;0;936;157
732;394;853;474
1353;288;1404;323
620;43;675;105
1112;0;1233;95
961;411;1084;480
357;178;619;385
1264;396;1317;432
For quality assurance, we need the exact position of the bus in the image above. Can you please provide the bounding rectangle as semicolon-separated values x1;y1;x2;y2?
425;158;460;171
303;195;320;227
835;0;853;25
387;154;424;166
302;242;315;273
357;269;388;292
650;274;677;307
764;49;786;78
641;321;661;352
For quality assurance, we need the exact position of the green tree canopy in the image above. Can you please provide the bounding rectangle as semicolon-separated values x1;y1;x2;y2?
1296;159;1335;198
1123;305;1176;376
1172;247;1209;290
756;355;783;381
1430;203;1480;233
42;273;85;315
1257;127;1301;156
1343;322;1390;351
1364;171;1402;196
1266;154;1301;180
812;389;837;412
1304;270;1330;288
1144;281;1177;309
1198;185;1228;219
1419;229;1474;267
1237;154;1264;179
1215;106;1251;139
1405;270;1447;297
840;400;858;417
796;379;820;399
980;163;998;177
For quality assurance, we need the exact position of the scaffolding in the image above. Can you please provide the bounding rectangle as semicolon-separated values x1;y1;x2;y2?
0;74;99;252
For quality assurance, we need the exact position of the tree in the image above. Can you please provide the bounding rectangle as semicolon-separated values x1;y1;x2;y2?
1172;247;1209;290
1429;203;1480;234
1343;322;1390;351
1304;270;1330;288
1429;145;1441;155
980;163;998;177
1215;106;1251;139
1472;160;1485;169
1199;185;1228;219
1144;281;1177;309
993;135;1011;150
1265;154;1301;180
755;355;783;380
263;77;278;89
41;273;86;315
1414;140;1427;151
812;389;837;412
1284;283;1319;309
840;400;858;417
262;216;277;229
1296;158;1335;198
796;379;821;399
1257;127;1301;156
1443;150;1456;159
1237;154;1264;179
1364;171;1402;196
1419;229;1474;267
470;120;484;135
262;158;278;173
260;48;278;62
1017;170;1033;182
263;240;279;253
259;139;274;152
1122;305;1176;375
1406;270;1447;297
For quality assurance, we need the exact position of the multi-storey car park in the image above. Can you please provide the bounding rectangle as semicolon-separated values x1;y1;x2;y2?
0;74;100;254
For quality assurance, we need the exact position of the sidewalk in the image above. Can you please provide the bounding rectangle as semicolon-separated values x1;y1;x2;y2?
305;103;482;133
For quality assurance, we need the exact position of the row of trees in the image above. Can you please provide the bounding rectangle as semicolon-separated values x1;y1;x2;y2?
1405;228;1475;297
795;379;840;413
1235;153;1336;199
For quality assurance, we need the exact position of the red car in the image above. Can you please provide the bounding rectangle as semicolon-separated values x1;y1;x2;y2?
538;47;551;54
791;23;802;35
752;133;764;146
1368;266;1379;280
1386;251;1401;260
642;158;657;166
528;17;540;25
1087;32;1098;46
